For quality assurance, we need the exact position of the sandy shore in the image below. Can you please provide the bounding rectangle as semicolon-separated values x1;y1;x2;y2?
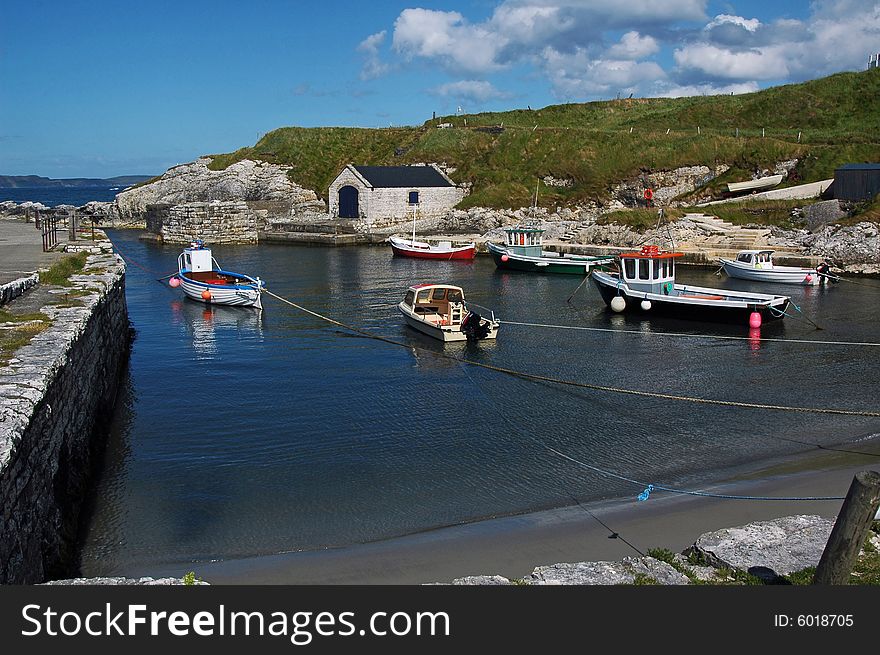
127;437;880;585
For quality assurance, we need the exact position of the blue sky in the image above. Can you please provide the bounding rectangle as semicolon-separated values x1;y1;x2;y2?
1;0;878;178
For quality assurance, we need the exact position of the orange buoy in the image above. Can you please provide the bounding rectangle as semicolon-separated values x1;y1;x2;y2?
201;289;212;301
643;188;653;201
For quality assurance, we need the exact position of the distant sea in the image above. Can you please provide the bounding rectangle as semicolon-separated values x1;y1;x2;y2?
0;186;123;207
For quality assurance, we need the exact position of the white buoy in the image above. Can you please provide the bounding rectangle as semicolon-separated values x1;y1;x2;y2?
640;300;652;311
611;295;626;312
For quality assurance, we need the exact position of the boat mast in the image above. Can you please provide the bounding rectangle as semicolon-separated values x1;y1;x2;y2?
411;205;417;242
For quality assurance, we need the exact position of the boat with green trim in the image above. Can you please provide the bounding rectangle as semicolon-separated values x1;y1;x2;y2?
487;227;614;275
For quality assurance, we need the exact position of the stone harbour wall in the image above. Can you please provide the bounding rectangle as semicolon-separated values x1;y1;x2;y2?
0;273;39;306
0;254;130;584
145;200;261;244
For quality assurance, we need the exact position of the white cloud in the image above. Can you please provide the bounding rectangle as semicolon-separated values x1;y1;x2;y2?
360;0;880;103
431;80;511;102
543;46;665;97
389;1;706;74
357;31;390;80
654;81;760;97
673;43;790;80
392;8;505;73
705;14;761;32
607;31;659;60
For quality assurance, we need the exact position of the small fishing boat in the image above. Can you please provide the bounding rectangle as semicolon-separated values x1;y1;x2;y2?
398;283;499;342
727;174;784;193
487;227;614;274
720;250;834;286
389;206;476;260
170;240;264;309
591;245;790;324
388;235;476;260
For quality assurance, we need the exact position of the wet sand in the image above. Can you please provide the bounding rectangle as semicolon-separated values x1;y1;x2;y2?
133;439;880;585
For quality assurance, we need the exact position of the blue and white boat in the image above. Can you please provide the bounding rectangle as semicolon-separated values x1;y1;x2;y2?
171;240;264;309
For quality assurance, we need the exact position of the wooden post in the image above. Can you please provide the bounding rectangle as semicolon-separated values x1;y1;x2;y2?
813;470;880;585
68;209;77;241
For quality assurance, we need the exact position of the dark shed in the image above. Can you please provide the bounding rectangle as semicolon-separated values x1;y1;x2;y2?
833;163;880;202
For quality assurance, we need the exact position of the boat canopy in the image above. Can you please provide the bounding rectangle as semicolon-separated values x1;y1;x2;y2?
734;250;775;266
181;241;214;273
504;227;544;256
619;246;682;294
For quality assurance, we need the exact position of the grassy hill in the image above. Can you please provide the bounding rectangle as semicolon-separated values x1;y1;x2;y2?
207;69;880;209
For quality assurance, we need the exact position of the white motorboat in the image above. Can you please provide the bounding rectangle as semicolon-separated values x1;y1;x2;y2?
720;250;833;286
398;283;499;342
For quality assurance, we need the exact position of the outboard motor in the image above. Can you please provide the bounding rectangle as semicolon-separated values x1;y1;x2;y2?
461;311;491;341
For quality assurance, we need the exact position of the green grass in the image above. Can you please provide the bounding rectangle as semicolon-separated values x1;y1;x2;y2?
703;199;808;228
204;69;880;209
597;208;686;231
39;252;89;287
0;310;49;365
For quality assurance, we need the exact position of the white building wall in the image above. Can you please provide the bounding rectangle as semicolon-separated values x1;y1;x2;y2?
327;165;466;229
328;168;368;219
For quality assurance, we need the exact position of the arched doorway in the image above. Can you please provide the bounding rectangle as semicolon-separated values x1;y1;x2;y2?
338;185;359;218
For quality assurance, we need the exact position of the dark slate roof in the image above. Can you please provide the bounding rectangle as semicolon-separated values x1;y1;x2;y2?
353;165;453;188
835;163;880;171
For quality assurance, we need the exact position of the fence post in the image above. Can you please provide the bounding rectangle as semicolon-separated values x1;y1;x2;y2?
68;209;77;241
35;208;40;230
813;470;880;584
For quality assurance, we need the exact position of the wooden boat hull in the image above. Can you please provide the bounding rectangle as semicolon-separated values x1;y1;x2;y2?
720;258;824;285
389;237;475;260
487;241;614;275
179;274;263;309
592;271;789;323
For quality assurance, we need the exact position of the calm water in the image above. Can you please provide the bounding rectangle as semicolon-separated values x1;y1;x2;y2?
0;186;121;206
79;230;880;575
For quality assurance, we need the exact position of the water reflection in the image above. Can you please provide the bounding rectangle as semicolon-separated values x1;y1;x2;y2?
170;300;264;359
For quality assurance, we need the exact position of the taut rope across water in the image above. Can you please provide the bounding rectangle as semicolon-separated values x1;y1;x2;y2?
262;289;880;418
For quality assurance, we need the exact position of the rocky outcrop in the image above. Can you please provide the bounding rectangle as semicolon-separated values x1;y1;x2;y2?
114;158;320;219
686;515;834;582
441;514;879;585
610;165;730;208
529;557;689;585
44;576;208;585
799;222;880;274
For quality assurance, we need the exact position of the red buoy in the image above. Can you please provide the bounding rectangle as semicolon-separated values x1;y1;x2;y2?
501;254;509;262
201;289;212;301
169;277;180;288
749;311;762;329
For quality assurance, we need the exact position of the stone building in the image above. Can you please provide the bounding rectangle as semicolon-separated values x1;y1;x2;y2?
328;164;465;228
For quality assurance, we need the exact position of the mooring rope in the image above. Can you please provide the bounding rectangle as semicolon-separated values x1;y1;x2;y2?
262;289;880;418
544;447;846;502
458;363;848;503
498;319;880;347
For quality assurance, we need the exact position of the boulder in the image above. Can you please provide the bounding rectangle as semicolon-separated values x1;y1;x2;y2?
687;515;833;581
451;575;513;585
529;556;689;585
114;158;318;218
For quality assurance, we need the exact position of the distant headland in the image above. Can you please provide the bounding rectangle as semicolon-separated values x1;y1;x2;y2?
0;174;155;189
